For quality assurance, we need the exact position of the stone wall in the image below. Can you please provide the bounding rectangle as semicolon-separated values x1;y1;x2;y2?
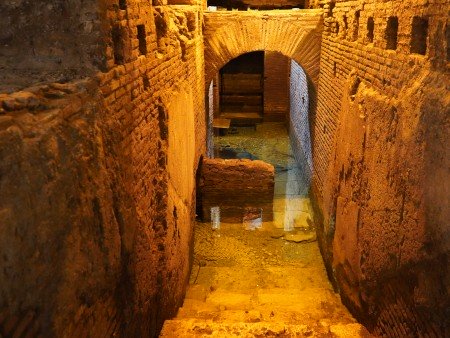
313;0;449;335
0;1;206;337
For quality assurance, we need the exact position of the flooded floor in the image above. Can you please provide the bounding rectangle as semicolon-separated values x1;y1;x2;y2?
160;123;368;337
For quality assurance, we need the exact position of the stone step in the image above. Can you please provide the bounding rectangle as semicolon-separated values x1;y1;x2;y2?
184;287;341;310
160;318;371;337
176;307;357;327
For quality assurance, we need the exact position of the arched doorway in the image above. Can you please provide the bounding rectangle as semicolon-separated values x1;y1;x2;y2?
205;51;313;230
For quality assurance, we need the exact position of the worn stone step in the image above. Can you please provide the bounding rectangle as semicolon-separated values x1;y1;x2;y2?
160;318;372;338
176;307;357;328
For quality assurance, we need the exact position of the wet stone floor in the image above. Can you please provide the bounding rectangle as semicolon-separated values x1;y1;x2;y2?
160;123;369;337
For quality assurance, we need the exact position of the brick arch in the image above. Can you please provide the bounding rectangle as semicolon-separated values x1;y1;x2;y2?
203;10;324;89
203;10;323;149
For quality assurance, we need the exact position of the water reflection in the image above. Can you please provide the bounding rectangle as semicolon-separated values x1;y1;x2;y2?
243;207;263;230
211;206;221;230
212;122;314;233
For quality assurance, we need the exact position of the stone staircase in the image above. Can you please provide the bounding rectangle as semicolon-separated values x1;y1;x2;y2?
160;228;370;337
161;125;371;337
160;278;370;337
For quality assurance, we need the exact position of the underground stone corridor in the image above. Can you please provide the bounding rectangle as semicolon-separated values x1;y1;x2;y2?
161;123;370;336
0;0;448;337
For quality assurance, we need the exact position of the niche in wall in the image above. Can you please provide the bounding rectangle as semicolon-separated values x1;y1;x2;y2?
143;75;150;90
410;16;428;55
119;0;127;10
385;16;399;50
352;10;360;41
367;17;375;43
112;25;126;65
137;25;147;55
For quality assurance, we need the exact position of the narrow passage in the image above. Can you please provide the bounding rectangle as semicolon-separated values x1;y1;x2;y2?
161;123;369;337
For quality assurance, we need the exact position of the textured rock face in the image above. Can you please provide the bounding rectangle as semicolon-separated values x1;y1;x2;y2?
200;158;275;222
0;1;206;337
0;0;106;93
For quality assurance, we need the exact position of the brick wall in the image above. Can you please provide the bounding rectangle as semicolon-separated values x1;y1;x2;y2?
313;0;449;336
1;1;448;337
200;158;275;222
264;51;290;122
0;1;206;337
203;10;323;87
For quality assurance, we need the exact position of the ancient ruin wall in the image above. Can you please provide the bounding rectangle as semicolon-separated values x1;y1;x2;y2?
203;10;323;90
0;0;107;93
200;158;275;222
264;52;290;122
313;0;449;335
0;1;206;337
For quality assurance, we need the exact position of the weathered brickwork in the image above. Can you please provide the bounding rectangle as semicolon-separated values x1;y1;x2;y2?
203;10;323;88
199;158;275;222
0;1;206;337
203;9;323;166
0;1;106;93
313;0;449;336
264;52;290;121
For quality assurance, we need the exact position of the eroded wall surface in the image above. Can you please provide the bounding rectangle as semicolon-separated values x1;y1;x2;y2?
0;1;206;337
314;0;449;336
0;0;107;93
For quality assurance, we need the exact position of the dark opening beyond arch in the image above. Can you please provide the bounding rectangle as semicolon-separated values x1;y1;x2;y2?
206;51;313;180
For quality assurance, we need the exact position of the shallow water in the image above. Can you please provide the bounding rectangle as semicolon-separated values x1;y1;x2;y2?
213;122;313;232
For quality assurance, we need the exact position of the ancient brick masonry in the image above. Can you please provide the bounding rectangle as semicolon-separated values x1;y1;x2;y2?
263;52;290;122
0;0;206;337
313;0;449;336
200;158;275;223
203;2;449;336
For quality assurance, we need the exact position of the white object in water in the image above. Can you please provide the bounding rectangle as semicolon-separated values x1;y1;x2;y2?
211;206;220;230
